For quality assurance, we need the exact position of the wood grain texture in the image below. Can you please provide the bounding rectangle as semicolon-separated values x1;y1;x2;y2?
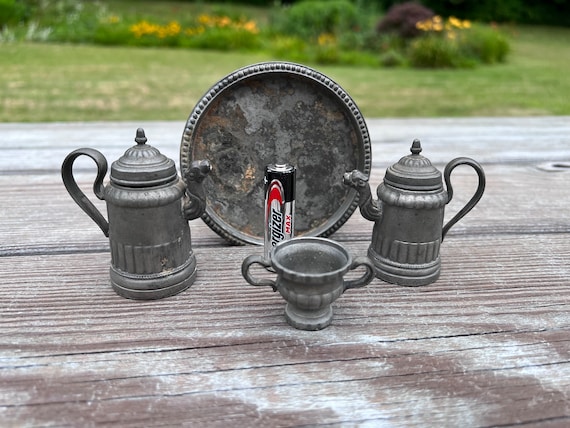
1;234;570;426
2;164;569;255
1;116;570;172
1;118;570;426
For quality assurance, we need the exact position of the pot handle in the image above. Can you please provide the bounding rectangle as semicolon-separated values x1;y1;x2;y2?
344;256;376;290
241;255;277;291
61;148;109;237
442;157;486;241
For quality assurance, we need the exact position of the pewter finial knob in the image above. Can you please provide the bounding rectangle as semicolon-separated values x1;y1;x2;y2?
411;139;422;155
135;128;147;145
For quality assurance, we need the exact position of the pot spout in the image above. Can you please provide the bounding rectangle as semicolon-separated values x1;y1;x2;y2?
343;169;381;222
183;160;211;221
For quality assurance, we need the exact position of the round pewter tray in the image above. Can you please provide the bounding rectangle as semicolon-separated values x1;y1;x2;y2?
180;62;371;245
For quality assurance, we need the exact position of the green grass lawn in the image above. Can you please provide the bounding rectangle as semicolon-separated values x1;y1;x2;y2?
1;25;569;122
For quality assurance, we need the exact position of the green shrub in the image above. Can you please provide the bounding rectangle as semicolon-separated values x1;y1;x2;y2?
183;26;261;51
267;0;382;66
269;35;310;63
313;34;340;64
406;15;510;68
408;34;463;68
379;48;407;67
272;0;360;39
0;0;27;26
93;18;131;46
460;24;510;64
338;50;380;67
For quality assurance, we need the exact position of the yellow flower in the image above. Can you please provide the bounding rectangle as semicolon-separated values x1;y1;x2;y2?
130;21;158;38
198;14;213;26
165;21;181;36
416;20;429;31
448;16;462;28
198;14;232;28
317;33;336;46
218;16;232;27
448;16;471;29
242;20;259;34
129;20;181;39
130;15;259;41
416;15;471;35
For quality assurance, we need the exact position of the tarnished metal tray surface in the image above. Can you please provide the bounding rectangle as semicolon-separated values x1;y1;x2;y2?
180;62;371;245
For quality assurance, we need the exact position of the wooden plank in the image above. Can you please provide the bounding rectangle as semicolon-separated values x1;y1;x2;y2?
366;116;570;166
2;164;569;256
0;172;228;255
2;117;570;426
1;234;569;426
1;117;569;173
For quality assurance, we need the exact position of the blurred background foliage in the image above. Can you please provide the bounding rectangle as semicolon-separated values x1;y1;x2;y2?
2;0;569;30
0;0;536;68
377;0;570;27
1;0;569;120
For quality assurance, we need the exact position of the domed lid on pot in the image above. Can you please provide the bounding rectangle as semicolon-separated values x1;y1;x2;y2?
383;139;442;191
110;128;177;188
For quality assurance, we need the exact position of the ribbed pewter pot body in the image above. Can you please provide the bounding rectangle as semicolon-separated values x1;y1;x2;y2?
105;178;195;300
343;139;485;286
62;128;209;299
371;181;448;285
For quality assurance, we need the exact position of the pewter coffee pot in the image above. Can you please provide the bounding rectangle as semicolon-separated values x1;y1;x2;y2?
62;128;211;300
343;139;485;286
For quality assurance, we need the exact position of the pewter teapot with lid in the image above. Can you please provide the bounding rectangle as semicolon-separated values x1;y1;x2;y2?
62;128;211;300
343;139;485;286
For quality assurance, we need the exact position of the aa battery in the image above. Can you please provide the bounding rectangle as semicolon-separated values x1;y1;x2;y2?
264;163;296;258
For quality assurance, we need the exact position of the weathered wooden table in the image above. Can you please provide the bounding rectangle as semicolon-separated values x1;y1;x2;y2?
2;117;569;426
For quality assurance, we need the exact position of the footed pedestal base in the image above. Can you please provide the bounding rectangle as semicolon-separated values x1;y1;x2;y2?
284;303;333;331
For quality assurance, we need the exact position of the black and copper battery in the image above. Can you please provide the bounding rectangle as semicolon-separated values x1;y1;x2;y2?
264;163;296;258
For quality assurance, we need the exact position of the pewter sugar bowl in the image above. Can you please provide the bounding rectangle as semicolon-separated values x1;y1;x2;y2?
62;128;210;300
343;139;485;286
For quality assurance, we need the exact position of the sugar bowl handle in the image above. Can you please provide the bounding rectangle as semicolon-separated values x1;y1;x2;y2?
343;256;375;290
241;255;277;291
61;148;109;237
442;157;486;241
